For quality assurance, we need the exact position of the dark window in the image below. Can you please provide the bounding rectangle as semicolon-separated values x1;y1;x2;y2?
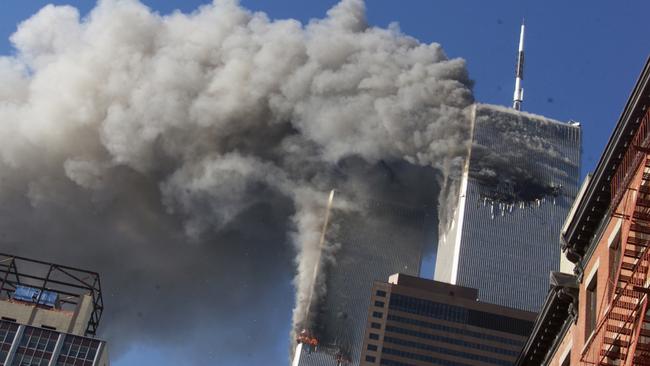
387;314;524;346
609;230;621;299
57;334;101;364
371;322;381;329
372;311;383;319
384;325;519;356
376;290;387;297
375;300;385;308
388;293;533;336
365;355;376;363
369;333;379;340
0;320;19;353
585;274;598;340
380;359;414;366
12;326;59;366
383;341;511;366
367;344;378;351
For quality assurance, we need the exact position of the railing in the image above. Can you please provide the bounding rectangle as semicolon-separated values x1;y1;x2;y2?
580;233;647;365
611;108;650;208
582;153;650;365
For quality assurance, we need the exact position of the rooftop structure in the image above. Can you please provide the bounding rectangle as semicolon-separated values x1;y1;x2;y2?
0;253;108;365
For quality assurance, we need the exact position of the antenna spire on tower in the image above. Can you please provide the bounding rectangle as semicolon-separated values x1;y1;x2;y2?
512;20;525;111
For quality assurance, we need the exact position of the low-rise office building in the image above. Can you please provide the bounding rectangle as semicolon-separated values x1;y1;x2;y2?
360;273;536;366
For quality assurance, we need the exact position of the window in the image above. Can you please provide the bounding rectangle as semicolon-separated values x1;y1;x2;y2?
371;322;381;329
388;293;533;336
56;334;101;365
585;274;598;340
375;300;385;308
609;231;621;299
383;325;519;356
11;326;59;366
372;311;383;319
369;333;379;340
376;290;387;297
367;344;378;351
365;355;376;363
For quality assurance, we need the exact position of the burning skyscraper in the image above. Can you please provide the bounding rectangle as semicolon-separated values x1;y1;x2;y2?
292;161;438;366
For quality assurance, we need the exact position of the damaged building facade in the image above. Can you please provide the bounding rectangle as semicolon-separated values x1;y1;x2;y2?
435;104;582;312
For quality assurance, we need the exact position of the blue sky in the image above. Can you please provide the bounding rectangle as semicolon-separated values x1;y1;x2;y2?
1;1;649;365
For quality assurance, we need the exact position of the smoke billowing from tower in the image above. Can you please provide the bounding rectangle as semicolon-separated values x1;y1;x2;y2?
0;0;474;362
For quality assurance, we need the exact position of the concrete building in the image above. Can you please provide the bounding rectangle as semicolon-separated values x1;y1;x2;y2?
435;104;581;312
0;253;108;365
293;163;438;366
516;57;650;365
359;273;536;366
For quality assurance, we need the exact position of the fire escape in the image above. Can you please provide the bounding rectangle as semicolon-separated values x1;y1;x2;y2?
582;108;650;365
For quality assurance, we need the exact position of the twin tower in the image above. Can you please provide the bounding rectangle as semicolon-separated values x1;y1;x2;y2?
294;23;582;366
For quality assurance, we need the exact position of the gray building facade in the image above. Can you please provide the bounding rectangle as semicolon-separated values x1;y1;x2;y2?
435;104;581;312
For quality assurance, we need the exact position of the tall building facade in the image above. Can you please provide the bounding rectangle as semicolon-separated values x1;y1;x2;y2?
360;273;536;366
293;163;438;366
517;57;650;366
0;253;108;366
435;104;582;312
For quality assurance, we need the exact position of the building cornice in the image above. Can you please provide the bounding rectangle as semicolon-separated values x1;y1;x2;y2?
562;56;650;265
515;272;578;365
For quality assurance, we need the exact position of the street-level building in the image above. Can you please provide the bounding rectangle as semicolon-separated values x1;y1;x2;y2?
360;273;536;366
516;56;650;365
0;253;108;366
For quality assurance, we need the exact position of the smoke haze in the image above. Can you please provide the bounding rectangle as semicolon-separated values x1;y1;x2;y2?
0;0;473;363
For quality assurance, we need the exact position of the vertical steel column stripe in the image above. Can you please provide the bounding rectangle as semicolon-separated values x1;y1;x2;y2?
48;333;65;366
4;325;24;366
92;342;104;366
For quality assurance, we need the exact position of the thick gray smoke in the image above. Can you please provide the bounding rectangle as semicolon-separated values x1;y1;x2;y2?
0;0;473;363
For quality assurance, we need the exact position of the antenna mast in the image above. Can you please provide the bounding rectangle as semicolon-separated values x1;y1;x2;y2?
513;20;525;110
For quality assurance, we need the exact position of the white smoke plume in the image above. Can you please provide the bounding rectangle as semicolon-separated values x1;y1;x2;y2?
0;0;473;362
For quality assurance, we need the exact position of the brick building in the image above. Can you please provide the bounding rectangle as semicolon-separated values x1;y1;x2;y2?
517;57;650;365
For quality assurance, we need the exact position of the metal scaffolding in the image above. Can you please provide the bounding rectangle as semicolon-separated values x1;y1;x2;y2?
0;253;103;337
